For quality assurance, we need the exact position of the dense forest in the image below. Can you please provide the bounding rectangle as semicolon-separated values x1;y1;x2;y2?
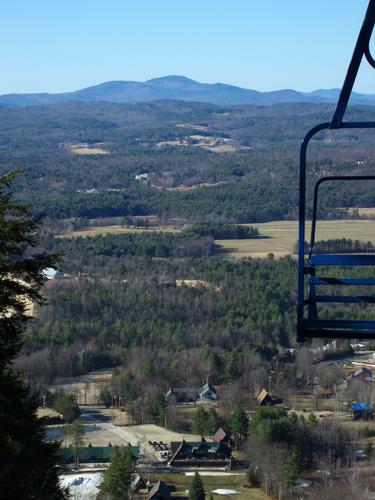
16;228;374;397
4;98;374;414
0;100;375;224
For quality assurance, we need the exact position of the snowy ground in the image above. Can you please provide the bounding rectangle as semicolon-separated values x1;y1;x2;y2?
60;472;102;499
212;489;240;495
184;472;244;476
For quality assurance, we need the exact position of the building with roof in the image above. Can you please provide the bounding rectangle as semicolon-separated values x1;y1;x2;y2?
148;480;176;500
166;383;219;404
42;268;64;280
60;445;139;465
352;367;373;380
168;437;231;470
256;388;282;406
131;473;147;494
213;427;234;447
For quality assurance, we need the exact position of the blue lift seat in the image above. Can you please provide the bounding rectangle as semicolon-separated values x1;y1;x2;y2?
301;252;375;339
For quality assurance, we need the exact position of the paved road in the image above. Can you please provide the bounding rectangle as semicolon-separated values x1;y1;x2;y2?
80;406;140;445
79;406;174;462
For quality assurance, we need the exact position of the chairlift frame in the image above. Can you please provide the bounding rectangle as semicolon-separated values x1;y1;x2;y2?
297;0;375;341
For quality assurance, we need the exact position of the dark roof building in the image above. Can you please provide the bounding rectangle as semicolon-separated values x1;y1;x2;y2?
353;367;373;379
166;383;219;404
213;427;234;447
148;480;176;500
256;388;282;406
168;437;231;470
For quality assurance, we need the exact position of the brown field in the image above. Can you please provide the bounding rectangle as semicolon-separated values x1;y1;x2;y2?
49;369;113;405
217;219;375;258
58;219;375;259
156;135;238;153
58;225;180;238
175;279;222;293
68;143;110;155
338;207;375;217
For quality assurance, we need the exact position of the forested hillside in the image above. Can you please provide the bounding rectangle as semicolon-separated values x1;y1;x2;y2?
5;98;374;402
0;100;375;224
18;228;374;395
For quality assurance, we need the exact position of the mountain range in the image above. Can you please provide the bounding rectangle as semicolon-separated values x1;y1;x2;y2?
1;75;375;107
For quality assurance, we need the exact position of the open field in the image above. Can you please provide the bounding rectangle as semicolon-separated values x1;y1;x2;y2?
217;219;375;258
67;143;110;155
59;472;268;500
345;207;375;218
58;225;180;238
156;135;238;153
150;472;267;500
50;369;113;405
57;219;375;259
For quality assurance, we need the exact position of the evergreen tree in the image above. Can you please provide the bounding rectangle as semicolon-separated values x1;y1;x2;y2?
283;448;301;487
189;471;205;500
63;419;85;471
205;407;220;436
100;446;135;499
151;391;166;426
307;412;317;425
192;407;208;435
0;172;65;498
51;392;80;423
228;406;249;444
100;387;112;408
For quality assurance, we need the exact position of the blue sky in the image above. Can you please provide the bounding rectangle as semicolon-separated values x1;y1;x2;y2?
0;0;374;94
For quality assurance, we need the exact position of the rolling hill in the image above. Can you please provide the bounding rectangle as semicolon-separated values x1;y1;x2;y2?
1;75;375;107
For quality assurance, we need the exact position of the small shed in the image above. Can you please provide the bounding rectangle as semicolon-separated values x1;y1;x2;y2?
257;388;273;406
315;388;333;399
257;388;282;407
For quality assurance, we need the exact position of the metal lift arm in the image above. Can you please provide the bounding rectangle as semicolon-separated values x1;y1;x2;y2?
297;0;375;342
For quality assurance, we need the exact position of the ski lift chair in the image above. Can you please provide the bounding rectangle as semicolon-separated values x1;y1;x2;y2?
297;0;375;341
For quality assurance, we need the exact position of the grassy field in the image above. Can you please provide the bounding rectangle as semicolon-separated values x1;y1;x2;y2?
217;219;375;258
58;219;375;260
58;225;180;238
150;472;268;500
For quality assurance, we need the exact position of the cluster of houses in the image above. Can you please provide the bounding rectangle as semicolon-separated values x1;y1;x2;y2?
61;427;233;471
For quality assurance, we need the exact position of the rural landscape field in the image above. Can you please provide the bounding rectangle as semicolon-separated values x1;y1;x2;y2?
58;219;375;258
4;96;375;500
2;1;375;499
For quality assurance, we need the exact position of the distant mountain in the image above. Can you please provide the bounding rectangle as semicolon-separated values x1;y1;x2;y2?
1;75;375;107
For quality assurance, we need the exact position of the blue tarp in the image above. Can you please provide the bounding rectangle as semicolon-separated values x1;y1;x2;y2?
352;402;373;412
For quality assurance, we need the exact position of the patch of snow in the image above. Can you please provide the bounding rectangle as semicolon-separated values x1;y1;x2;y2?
295;478;311;488
212;489;239;495
184;472;243;476
60;472;102;499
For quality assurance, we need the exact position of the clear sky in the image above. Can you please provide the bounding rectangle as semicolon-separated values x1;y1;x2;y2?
0;0;374;94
